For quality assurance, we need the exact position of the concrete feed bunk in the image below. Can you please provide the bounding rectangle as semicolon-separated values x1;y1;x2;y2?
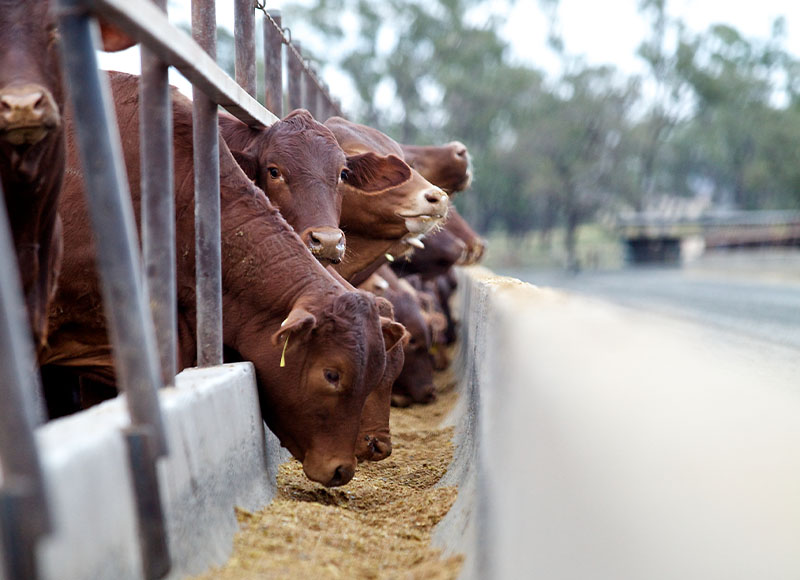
438;267;800;580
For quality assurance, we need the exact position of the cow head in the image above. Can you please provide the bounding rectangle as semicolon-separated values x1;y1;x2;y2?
224;110;348;264
386;282;436;406
355;295;408;462
400;141;473;195
391;226;467;281
242;290;405;486
325;117;450;240
0;2;62;148
442;204;486;265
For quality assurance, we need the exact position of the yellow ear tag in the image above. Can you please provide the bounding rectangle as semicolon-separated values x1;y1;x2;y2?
385;253;395;262
280;334;290;368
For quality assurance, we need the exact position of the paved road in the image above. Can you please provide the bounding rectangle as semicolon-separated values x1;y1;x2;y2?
499;266;800;351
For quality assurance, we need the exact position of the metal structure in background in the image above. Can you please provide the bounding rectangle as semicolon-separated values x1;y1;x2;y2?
235;0;257;97
287;39;304;112
263;9;283;117
0;0;343;577
0;184;51;580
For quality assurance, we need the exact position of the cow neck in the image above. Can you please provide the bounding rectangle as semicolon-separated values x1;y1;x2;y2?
215;166;342;339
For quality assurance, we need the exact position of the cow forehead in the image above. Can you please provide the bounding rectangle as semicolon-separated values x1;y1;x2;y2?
263;128;346;168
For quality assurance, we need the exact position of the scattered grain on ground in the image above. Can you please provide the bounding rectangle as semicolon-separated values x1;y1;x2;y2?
194;366;462;580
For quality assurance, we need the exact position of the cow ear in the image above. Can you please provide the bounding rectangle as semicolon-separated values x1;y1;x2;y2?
99;22;136;52
380;316;407;351
231;150;259;182
271;307;317;346
374;296;395;318
344;152;411;193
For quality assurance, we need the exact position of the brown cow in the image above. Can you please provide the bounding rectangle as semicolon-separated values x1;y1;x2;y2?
362;266;436;407
400;141;472;195
42;72;405;487
390;225;466;281
324;117;449;284
0;3;138;351
220;110;349;264
0;1;65;350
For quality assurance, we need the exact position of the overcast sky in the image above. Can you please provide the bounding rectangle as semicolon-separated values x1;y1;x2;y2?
99;0;800;110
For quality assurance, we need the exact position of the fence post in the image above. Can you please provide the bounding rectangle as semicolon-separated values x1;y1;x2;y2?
234;0;256;98
0;184;50;580
140;0;177;387
56;0;168;458
287;40;303;112
263;9;283;118
191;0;223;367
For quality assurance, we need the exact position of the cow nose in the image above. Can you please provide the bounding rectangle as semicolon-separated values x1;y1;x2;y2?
413;384;437;405
327;463;355;487
302;227;346;263
368;437;392;461
0;84;60;145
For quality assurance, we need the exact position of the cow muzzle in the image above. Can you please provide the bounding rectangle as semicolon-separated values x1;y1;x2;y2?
301;227;346;264
356;433;392;463
0;84;61;146
303;454;357;487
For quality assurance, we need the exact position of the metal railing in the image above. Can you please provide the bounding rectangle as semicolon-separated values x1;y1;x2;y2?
0;0;342;578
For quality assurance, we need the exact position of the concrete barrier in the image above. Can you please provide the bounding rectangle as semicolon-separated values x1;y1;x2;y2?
34;362;286;580
435;267;800;580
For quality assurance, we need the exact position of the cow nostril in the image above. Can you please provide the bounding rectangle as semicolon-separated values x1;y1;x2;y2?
309;233;322;249
328;464;353;487
33;94;46;112
425;190;445;204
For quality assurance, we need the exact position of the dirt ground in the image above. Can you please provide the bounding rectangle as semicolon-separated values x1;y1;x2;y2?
194;367;463;580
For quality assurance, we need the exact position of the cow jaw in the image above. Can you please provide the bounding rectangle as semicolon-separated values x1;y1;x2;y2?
399;212;446;235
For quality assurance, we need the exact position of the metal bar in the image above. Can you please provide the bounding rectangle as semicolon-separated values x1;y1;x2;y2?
140;0;177;387
319;84;332;121
192;0;223;367
304;68;318;118
262;10;283;118
56;1;168;456
1;484;39;580
0;183;51;580
125;426;171;579
89;0;278;127
287;40;303;111
234;0;256;97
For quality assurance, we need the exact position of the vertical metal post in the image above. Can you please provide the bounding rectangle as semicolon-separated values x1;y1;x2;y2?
56;0;168;457
140;0;177;387
287;40;303;112
0;183;50;580
320;85;332;121
125;426;170;579
234;0;256;98
192;0;223;367
263;9;283;118
304;69;318;118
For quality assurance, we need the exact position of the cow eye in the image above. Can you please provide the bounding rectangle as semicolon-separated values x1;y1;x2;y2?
268;167;280;179
340;169;349;182
323;369;340;385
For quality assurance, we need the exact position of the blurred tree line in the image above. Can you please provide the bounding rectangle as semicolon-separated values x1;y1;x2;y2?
241;0;800;264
